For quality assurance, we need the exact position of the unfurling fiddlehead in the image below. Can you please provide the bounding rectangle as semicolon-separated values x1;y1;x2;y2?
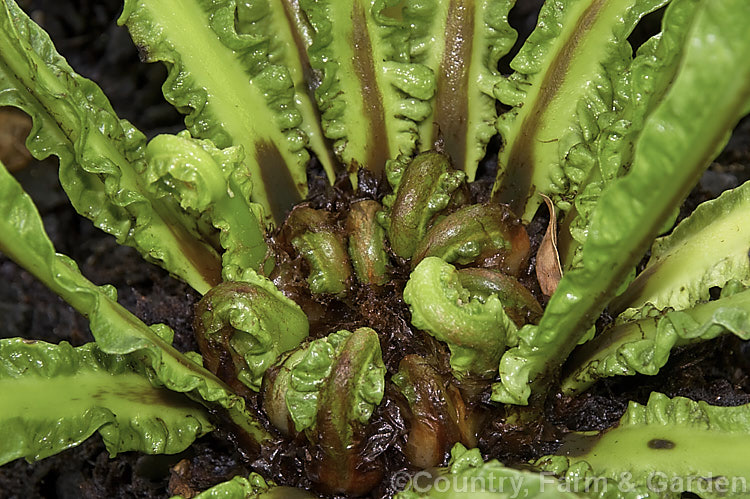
193;277;309;394
346;200;389;286
283;205;353;295
403;257;519;379
384;151;467;260
457;268;543;327
411;202;530;273
393;355;484;469
262;327;386;495
186;148;540;494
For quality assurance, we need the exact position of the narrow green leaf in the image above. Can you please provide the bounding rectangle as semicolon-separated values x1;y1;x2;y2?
120;0;312;224
611;180;750;314
559;0;704;269
491;0;669;221
236;0;340;185
176;472;318;499
396;444;584;498
0;0;222;294
0;339;213;465
405;0;517;178
538;393;750;498
0;158;273;446
562;286;750;395
492;0;750;405
300;0;435;181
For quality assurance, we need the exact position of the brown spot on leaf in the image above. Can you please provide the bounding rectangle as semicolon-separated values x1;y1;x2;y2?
648;438;676;450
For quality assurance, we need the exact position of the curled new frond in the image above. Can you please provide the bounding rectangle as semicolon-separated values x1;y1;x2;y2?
411;203;530;274
346;200;389;286
145;132;272;278
263;328;385;436
392;355;480;469
404;257;517;379
458;268;543;327
193;279;309;393
262;327;386;495
383;151;467;259
283;206;354;295
182;472;317;499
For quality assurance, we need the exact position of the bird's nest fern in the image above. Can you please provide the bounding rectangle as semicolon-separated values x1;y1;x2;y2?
1;0;750;497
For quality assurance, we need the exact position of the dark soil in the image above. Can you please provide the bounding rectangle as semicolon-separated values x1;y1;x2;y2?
2;1;750;498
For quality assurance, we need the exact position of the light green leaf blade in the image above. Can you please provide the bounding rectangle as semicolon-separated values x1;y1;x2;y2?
0;339;213;465
300;0;435;182
539;393;750;499
559;0;709;270
612;180;750;314
120;0;311;224
175;472;318;499
396;444;584;498
235;0;340;185
563;285;750;394
492;0;750;405
406;0;517;178
0;158;272;446
0;0;222;294
492;0;669;221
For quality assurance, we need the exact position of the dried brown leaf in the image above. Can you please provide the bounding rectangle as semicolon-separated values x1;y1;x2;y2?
536;194;562;296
